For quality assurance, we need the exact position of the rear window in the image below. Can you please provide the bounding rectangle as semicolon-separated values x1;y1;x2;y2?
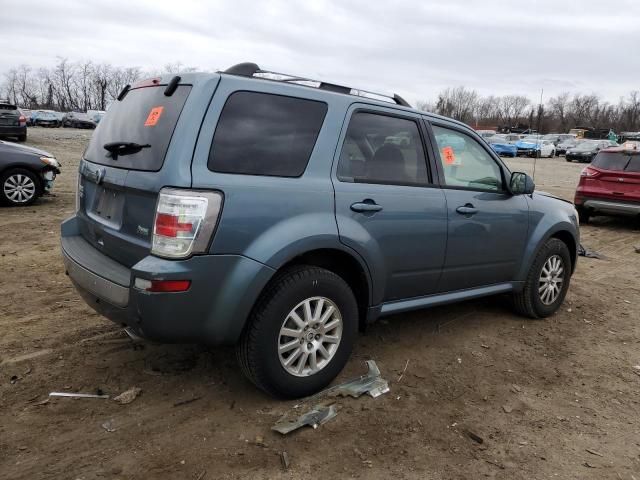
208;91;327;177
84;85;191;171
0;104;17;111
624;155;640;173
592;152;630;171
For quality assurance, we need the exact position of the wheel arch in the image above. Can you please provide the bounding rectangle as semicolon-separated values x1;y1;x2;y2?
550;229;577;273
270;247;372;332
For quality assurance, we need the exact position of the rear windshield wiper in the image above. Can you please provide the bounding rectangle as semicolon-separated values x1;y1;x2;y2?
103;141;151;160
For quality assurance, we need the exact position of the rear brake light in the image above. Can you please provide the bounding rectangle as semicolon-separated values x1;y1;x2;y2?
580;167;600;178
151;188;223;259
134;278;191;292
18;115;26;123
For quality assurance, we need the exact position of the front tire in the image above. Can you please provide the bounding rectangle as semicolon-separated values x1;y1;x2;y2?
1;168;40;206
237;266;358;398
513;238;571;319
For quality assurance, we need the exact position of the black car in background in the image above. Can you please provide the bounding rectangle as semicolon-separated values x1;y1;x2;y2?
62;112;96;129
565;140;615;163
0;103;27;142
0;140;60;206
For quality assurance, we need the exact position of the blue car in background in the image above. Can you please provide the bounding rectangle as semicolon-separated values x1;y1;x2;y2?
486;136;517;157
515;138;543;157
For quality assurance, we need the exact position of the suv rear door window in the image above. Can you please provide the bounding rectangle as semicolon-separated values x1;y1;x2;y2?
208;91;327;177
337;112;429;186
84;84;191;171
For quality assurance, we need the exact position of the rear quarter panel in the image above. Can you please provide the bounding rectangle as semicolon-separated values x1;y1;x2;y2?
189;76;356;269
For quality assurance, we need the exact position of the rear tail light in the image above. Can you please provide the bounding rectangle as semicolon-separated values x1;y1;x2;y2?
134;278;191;292
580;167;600;178
18;115;26;123
151;188;223;259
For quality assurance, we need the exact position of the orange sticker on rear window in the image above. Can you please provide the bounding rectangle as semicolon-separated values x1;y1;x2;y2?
144;106;164;126
441;146;456;165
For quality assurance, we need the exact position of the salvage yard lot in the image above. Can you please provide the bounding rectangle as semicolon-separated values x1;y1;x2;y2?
1;128;639;479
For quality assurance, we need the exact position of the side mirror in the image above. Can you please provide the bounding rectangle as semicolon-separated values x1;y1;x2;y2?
509;172;535;195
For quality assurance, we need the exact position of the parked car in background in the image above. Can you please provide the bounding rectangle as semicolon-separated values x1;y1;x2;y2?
574;144;640;222
486;136;517;157
88;110;106;124
62;112;97;129
566;140;616;163
515;137;555;157
505;133;525;144
34;111;61;128
556;138;581;156
61;64;580;398
0;103;27;142
0;140;60;205
476;129;496;138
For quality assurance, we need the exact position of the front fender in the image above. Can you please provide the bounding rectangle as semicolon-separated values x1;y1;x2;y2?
515;195;579;283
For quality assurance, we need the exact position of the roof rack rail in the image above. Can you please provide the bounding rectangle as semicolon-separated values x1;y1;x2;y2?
223;62;412;108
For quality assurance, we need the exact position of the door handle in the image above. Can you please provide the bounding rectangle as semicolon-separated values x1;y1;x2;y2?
456;204;478;216
351;201;383;213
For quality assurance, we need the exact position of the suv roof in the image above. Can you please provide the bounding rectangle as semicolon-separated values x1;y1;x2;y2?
224;62;412;108
217;62;472;132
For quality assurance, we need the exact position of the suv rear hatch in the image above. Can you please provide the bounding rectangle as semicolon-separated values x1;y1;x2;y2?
0;103;21;127
77;74;219;267
586;151;640;203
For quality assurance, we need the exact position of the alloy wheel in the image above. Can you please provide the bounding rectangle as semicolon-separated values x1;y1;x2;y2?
538;255;564;305
4;174;36;204
278;296;343;377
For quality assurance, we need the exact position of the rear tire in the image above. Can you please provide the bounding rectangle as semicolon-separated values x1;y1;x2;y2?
513;238;571;319
237;266;358;398
17;134;26;142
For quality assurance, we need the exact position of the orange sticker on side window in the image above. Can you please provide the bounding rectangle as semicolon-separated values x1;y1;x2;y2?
144;106;164;126
441;146;456;165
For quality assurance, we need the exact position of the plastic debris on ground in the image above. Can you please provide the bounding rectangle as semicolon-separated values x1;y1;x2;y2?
578;243;605;259
271;360;390;435
272;404;337;434
325;360;390;399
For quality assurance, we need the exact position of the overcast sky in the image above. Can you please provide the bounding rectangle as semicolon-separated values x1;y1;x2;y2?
2;0;639;105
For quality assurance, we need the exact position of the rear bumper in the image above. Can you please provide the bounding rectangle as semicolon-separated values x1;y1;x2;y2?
0;125;26;136
579;197;640;216
566;154;593;162
61;216;275;345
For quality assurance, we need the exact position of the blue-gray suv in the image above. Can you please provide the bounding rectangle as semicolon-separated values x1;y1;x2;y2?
61;63;579;398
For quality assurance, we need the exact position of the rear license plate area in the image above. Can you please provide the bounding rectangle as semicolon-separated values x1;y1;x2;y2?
88;187;124;229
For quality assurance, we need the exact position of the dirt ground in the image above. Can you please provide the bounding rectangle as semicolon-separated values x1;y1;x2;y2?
1;128;639;480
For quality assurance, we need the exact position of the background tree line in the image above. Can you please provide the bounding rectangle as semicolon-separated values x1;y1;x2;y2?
1;58;197;112
3;58;640;133
417;86;640;133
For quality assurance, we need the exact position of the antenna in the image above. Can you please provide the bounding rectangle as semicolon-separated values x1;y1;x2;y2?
532;88;544;182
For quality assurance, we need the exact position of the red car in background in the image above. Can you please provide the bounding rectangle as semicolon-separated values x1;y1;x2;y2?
574;143;640;223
